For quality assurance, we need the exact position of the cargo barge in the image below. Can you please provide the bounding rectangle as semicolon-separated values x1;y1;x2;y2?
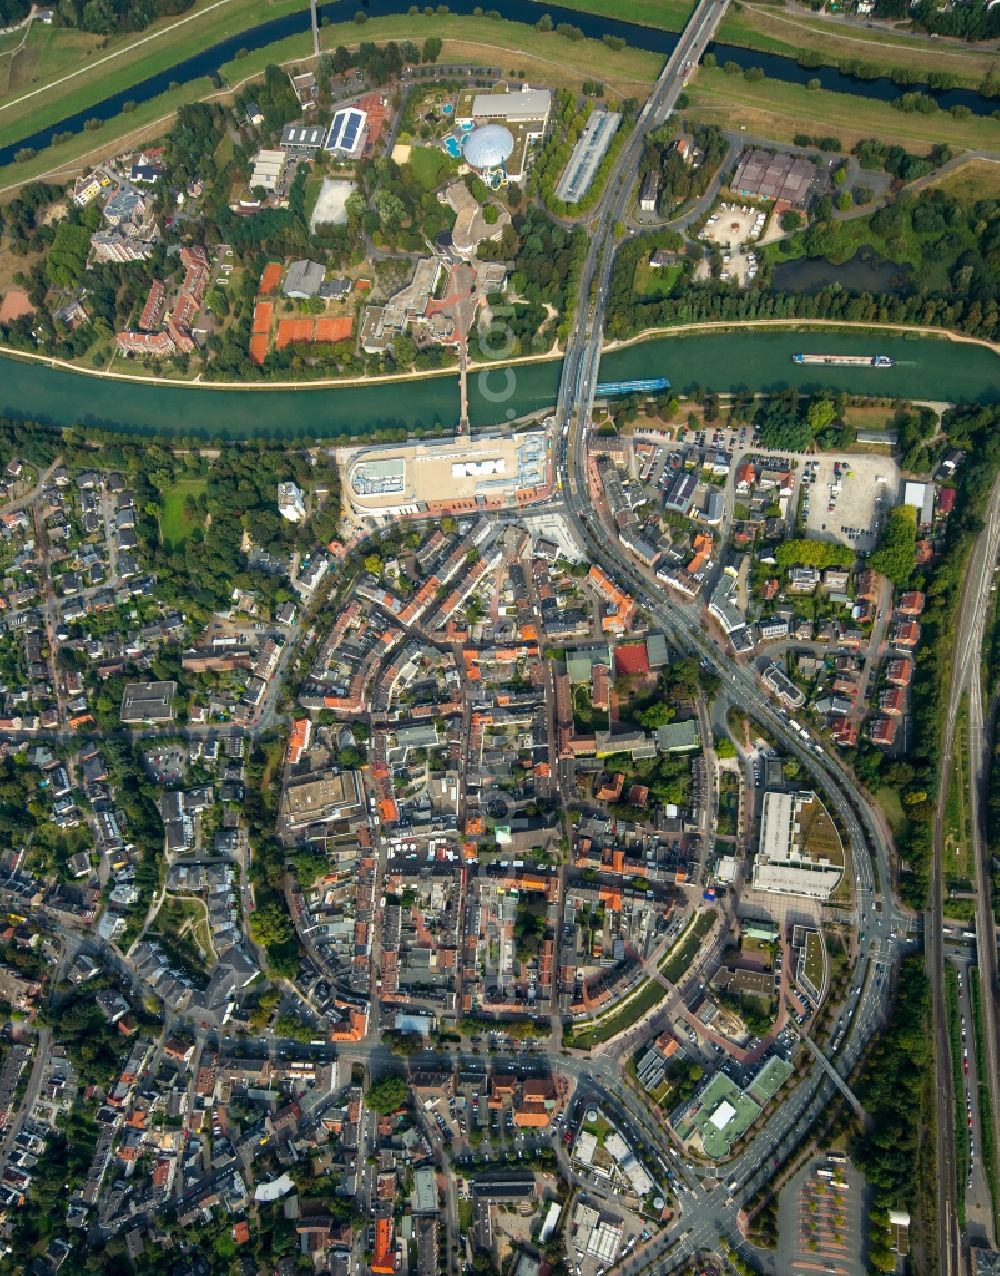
792;352;894;368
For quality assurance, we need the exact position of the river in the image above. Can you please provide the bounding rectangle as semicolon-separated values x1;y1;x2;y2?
1;330;995;438
0;0;996;166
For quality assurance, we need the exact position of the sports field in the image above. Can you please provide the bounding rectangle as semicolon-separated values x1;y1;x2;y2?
259;263;282;295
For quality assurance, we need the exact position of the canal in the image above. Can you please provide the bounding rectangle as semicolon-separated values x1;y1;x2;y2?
0;0;996;166
0;330;995;439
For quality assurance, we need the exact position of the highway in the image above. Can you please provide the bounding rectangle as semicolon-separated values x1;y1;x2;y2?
542;0;924;1256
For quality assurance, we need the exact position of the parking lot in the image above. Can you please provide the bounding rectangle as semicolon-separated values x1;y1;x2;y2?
701;203;768;249
798;453;900;549
775;1156;867;1276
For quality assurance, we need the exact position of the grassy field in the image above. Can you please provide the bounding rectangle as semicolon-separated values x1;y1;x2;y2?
660;909;715;984
0;24;105;100
0;76;217;192
922;158;1000;205
0;11;665;189
685;66;1000;155
875;785;910;841
260;736;286;790
159;476;207;544
944;693;975;893
634;258;683;301
566;976;668;1049
717;771;739;837
0;0;309;150
556;0;694;31
149;894;214;977
717;2;998;91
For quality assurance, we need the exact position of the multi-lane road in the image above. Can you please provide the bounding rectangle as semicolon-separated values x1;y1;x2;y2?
543;0;930;1260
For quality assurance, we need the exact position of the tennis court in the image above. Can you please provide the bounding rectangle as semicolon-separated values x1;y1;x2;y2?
315;316;353;343
259;263;282;295
252;301;273;334
249;334;269;365
276;318;315;349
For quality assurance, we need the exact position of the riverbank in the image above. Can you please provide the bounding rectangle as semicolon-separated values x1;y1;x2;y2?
606;318;1000;358
0;0;308;150
2;0;997;184
0;317;993;396
685;66;1000;155
717;2;999;93
0;325;997;439
0;12;665;190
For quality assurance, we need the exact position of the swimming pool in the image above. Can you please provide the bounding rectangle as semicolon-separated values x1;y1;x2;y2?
460;120;474;132
443;135;462;158
441;103;454;115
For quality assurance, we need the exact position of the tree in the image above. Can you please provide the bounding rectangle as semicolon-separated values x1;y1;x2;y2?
248;904;294;948
806;397;837;433
755;399;811;452
366;1074;408;1113
775;539;854;570
868;505;917;585
780;209;802;233
636;702;674;729
373;188;405;231
422;35;442;61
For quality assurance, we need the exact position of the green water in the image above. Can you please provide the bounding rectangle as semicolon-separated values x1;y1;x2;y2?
0;330;995;438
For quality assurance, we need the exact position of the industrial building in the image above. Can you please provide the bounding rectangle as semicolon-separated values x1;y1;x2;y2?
731;148;817;207
555;110;621;205
345;432;549;522
903;479;935;527
752;790;844;899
